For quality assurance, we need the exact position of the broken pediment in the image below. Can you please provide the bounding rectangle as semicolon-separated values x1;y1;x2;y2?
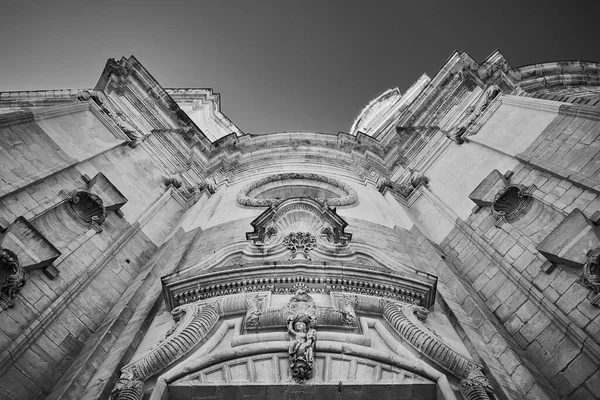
84;172;128;211
245;197;352;245
468;169;508;207
0;217;61;271
536;208;600;268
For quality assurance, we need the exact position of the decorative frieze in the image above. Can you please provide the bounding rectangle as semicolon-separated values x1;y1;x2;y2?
165;264;436;310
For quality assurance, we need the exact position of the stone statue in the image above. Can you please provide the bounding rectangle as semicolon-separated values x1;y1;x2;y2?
284;289;317;382
287;313;316;382
0;248;26;312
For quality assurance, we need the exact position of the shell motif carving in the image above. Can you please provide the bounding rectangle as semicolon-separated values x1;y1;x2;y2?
66;190;107;225
491;185;532;223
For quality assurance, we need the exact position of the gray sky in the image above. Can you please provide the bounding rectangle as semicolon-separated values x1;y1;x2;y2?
0;1;598;134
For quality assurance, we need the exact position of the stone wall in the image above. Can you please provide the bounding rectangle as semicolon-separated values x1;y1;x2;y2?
438;161;600;398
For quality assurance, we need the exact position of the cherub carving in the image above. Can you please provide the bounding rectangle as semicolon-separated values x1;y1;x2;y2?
287;313;316;382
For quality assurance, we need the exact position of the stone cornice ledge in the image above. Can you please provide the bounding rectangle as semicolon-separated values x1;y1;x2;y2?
499;94;567;113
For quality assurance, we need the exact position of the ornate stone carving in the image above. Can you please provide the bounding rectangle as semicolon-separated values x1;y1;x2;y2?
117;302;219;386
246;198;351;245
579;248;600;306
377;173;428;199
338;294;357;326
0;248;25;311
66;190;107;226
491;185;533;223
283;232;317;260
459;367;496;400
109;370;144;400
446;84;501;143
285;290;317;383
385;302;488;380
245;294;263;328
73;89;146;146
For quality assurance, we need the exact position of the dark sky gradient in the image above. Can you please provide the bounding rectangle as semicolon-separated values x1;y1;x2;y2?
1;1;598;134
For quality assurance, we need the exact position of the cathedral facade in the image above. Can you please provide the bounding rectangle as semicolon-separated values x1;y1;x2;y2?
0;51;599;400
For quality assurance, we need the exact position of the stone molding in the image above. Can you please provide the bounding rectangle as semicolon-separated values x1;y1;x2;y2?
237;173;358;208
121;302;220;381
163;263;437;311
384;302;495;399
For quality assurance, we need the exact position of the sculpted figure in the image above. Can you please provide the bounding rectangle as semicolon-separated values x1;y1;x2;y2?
287;313;316;382
0;249;25;311
580;248;600;306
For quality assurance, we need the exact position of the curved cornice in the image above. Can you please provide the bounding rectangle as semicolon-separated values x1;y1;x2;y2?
161;261;437;311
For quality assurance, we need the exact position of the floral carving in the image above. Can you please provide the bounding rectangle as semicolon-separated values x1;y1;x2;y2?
0;249;26;312
579;248;600;307
285;290;317;383
283;232;316;260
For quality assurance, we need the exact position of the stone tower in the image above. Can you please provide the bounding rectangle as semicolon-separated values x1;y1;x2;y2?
0;51;599;399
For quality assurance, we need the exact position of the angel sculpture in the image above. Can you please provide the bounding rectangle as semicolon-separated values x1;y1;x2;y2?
287;313;316;382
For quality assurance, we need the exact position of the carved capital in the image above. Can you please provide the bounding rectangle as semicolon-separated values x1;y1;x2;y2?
0;248;26;312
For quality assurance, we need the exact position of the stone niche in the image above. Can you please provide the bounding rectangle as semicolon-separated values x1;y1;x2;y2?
237;173;358;208
470;169;563;243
